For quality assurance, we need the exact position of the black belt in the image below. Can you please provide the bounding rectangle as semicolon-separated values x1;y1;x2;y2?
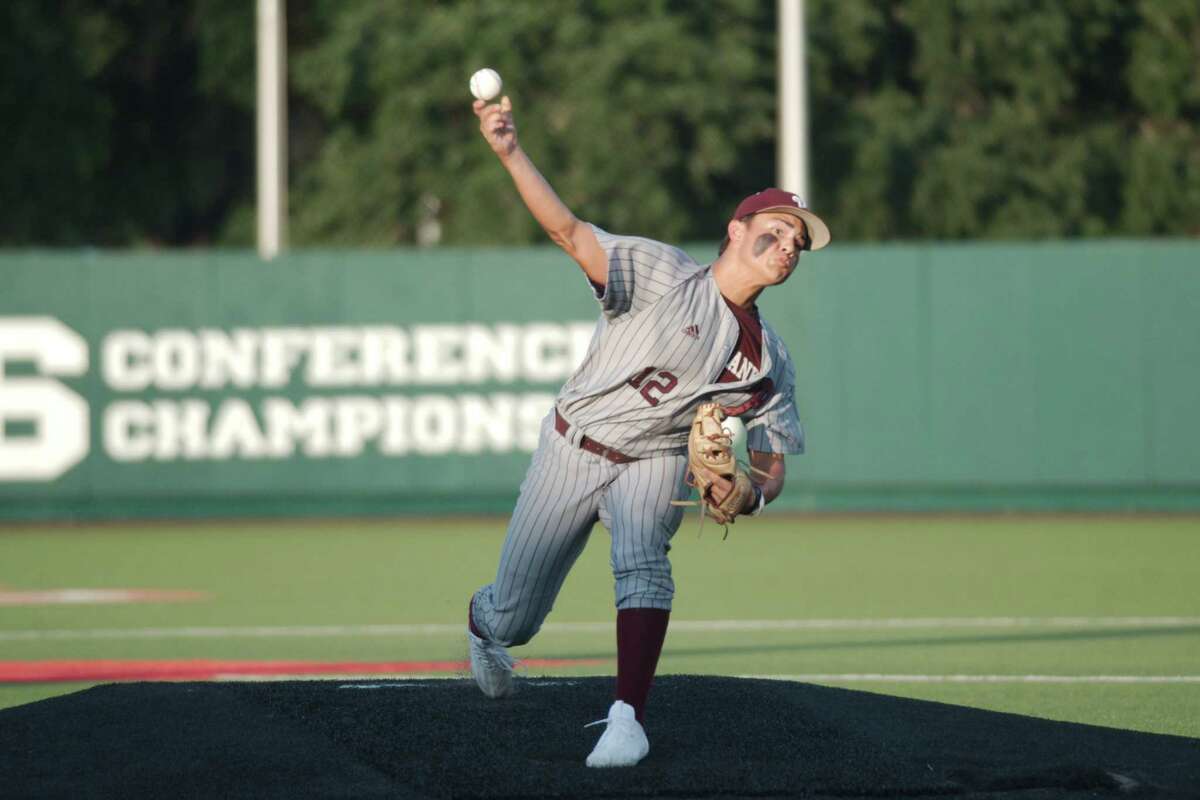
554;410;638;464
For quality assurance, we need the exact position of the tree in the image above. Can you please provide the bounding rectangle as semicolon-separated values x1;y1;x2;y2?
0;0;256;246
809;0;1200;241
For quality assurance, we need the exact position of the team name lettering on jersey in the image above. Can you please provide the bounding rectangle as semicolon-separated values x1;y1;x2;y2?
724;351;757;382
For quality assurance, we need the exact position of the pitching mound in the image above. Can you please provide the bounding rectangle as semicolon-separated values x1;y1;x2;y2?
1;675;1196;798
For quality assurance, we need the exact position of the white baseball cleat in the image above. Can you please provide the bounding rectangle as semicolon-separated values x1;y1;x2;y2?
467;630;515;698
585;700;649;768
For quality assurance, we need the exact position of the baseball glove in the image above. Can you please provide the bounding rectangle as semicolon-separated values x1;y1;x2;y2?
672;403;765;536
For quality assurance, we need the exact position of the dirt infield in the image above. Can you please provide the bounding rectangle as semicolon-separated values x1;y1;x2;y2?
1;675;1197;798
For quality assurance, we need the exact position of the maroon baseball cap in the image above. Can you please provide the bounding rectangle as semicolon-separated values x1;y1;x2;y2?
729;188;831;251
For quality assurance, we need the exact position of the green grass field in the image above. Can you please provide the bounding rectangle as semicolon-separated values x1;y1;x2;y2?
2;515;1198;738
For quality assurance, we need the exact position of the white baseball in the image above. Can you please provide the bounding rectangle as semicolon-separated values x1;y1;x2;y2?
469;68;503;101
722;416;747;455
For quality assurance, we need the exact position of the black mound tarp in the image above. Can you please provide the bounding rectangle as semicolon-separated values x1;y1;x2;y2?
1;675;1197;798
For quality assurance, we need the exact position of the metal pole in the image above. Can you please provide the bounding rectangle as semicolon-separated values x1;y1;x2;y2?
257;0;287;259
777;0;809;201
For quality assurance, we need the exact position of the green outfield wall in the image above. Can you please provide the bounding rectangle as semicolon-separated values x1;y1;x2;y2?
1;241;1197;520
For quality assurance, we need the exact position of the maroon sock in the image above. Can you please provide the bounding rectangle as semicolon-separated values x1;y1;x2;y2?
615;608;670;723
467;595;485;639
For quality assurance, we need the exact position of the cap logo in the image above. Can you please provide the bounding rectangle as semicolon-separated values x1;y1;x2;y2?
791;194;803;207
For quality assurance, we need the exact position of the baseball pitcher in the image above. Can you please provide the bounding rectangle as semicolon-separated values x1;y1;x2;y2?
466;92;830;768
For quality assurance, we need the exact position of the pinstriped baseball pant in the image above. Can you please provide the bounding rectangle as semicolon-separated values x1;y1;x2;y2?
471;411;689;647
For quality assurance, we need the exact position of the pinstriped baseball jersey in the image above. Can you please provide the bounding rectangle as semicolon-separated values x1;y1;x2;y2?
557;226;805;458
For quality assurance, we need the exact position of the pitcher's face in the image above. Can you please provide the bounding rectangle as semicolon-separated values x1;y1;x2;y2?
737;213;808;285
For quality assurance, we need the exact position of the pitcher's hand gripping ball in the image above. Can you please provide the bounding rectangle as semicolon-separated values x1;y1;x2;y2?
469;68;503;101
673;403;763;534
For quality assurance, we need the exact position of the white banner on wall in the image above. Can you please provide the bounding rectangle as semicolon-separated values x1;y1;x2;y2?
0;316;593;481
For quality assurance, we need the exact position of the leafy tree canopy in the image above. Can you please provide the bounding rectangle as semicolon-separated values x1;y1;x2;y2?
1;0;1196;246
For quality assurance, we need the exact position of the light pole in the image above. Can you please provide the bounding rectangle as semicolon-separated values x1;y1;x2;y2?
777;0;809;201
256;0;287;259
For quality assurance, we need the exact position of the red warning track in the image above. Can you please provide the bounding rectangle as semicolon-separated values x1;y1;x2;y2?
0;658;606;683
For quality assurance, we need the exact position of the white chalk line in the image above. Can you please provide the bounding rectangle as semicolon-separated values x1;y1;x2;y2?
2;616;1199;642
743;674;1200;684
